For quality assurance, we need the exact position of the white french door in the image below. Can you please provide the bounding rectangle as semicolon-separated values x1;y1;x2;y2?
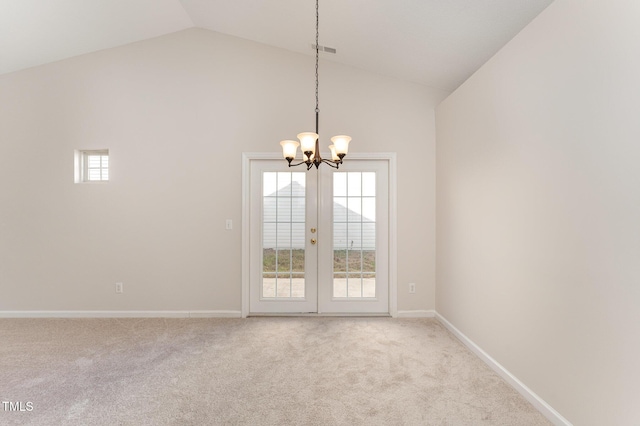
248;158;389;314
249;161;318;313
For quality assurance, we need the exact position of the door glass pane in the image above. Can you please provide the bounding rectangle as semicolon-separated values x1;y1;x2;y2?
362;173;376;196
333;273;347;297
333;173;347;196
347;172;362;196
348;274;363;298
334;197;347;222
333;172;376;298
263;172;306;298
347;197;362;221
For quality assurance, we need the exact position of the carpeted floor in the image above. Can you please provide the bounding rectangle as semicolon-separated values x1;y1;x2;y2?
0;317;550;425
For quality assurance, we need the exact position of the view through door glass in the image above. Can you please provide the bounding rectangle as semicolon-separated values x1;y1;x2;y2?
333;172;376;298
262;172;306;298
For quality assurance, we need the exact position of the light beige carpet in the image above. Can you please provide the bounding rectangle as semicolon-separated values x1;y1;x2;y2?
0;318;550;425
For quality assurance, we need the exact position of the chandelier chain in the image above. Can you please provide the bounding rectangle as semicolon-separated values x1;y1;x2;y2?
278;0;349;170
315;0;319;115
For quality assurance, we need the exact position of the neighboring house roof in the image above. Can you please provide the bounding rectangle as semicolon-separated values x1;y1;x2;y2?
262;182;375;249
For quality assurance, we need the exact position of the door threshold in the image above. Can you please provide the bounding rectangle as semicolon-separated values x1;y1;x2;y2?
248;312;391;318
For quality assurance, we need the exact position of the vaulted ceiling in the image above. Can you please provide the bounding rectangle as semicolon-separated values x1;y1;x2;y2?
0;0;553;92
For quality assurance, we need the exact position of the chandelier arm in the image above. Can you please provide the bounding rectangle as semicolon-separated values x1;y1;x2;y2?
320;158;341;169
287;159;312;167
285;158;340;169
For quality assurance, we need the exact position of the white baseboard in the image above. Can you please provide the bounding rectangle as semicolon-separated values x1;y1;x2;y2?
435;313;571;426
0;310;243;318
186;310;242;318
396;310;436;318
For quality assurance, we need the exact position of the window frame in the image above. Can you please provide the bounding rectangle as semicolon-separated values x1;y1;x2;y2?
75;149;109;183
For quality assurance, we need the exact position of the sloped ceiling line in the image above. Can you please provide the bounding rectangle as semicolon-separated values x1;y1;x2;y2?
0;0;553;91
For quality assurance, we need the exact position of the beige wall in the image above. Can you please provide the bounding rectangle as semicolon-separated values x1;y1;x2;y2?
0;28;447;313
436;0;640;424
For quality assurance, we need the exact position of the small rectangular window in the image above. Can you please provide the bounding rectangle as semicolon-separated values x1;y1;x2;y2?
75;149;109;183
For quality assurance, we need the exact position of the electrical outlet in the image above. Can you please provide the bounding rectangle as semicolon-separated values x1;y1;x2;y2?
225;219;233;230
115;282;123;294
409;283;416;294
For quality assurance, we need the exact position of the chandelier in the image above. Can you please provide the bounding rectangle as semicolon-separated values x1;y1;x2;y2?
279;0;351;170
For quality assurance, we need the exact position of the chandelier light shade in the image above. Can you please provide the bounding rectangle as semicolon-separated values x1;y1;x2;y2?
280;140;300;160
330;135;351;157
328;145;339;162
297;132;319;156
279;0;351;170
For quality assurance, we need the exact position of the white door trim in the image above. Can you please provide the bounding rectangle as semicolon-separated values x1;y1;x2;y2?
241;152;397;318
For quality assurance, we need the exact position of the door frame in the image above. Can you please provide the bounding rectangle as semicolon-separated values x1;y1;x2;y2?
241;152;397;318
